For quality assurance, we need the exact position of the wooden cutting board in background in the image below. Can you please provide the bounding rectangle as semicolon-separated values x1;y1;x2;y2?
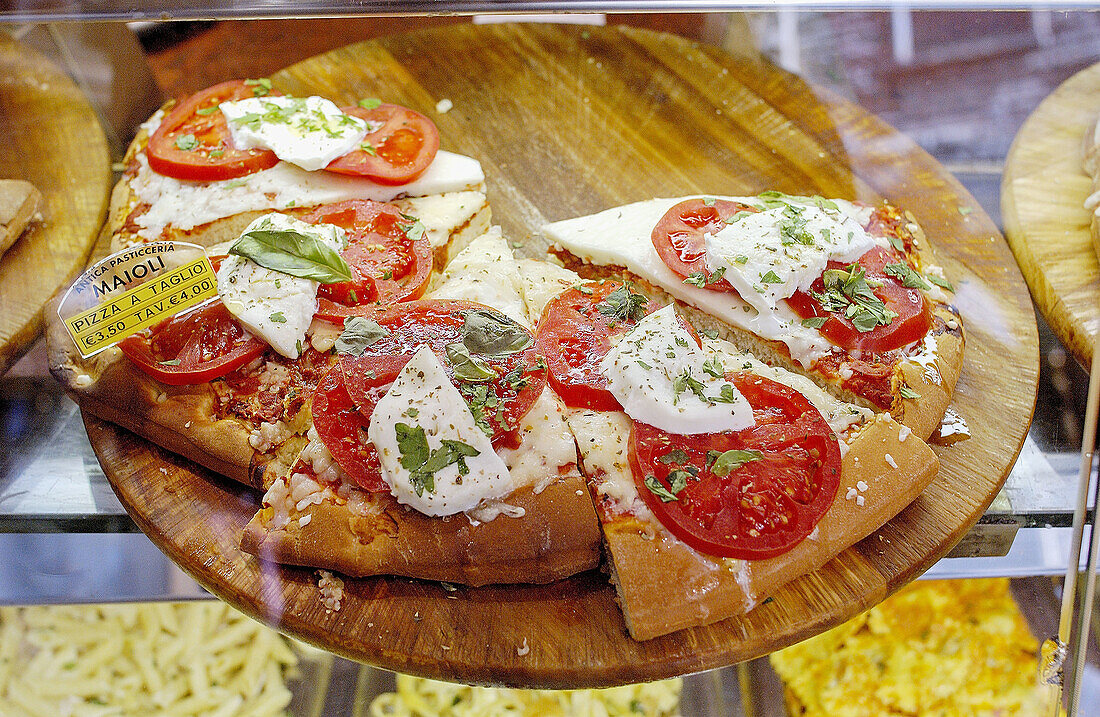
1002;60;1100;369
86;24;1038;687
0;34;111;375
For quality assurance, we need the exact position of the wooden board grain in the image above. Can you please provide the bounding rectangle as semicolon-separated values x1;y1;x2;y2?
85;24;1037;687
0;35;111;374
1002;61;1100;368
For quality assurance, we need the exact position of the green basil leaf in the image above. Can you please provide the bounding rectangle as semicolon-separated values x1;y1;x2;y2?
595;284;649;323
801;316;828;329
702;355;725;379
927;274;955;292
446;342;497;382
461;310;533;356
335;317;390;356
395;423;433;495
899;384;921;399
707;448;764;477
643;474;679;503
657;449;690;465
421;439;480;477
883;262;932;291
174;134;199;151
229;229;353;284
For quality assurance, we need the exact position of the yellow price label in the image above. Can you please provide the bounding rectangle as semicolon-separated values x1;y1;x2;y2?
65;256;219;358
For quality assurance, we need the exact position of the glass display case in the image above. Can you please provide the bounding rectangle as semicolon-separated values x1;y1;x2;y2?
1;5;1098;715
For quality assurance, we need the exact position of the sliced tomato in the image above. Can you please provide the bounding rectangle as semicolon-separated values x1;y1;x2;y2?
310;300;546;490
147;79;280;182
785;245;931;353
299;200;432;315
118;301;266;386
631;372;841;560
311;364;387;492
650;198;759;292
325;104;440;185
533;281;658;411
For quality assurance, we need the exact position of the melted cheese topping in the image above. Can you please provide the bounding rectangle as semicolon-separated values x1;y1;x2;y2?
220;95;367;171
599;305;754;434
705;203;876;315
498;388;578;494
428;227;529;327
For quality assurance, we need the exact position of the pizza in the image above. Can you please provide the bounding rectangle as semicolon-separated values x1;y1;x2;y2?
519;273;938;640
543;193;965;441
47;79;956;642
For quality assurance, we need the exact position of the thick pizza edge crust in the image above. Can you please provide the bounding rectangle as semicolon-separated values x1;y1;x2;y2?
603;415;938;641
239;468;603;586
47;297;259;485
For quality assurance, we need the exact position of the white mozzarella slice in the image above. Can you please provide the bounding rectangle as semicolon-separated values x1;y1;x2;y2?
543;196;880;368
367;346;513;517
704;203;876;316
129;150;484;241
220;95;367;171
428;227;530;327
216;213;344;358
397;190;487;248
599;305;754;435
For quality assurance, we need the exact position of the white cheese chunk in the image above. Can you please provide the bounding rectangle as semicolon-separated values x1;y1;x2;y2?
599;305;754;434
705;203;876;316
543;196;878;367
398;190;486;248
498;388;578;494
428;227;530;327
220;95;368;171
216;213;344;358
514;258;581;323
129;150;484;241
367;346;512;517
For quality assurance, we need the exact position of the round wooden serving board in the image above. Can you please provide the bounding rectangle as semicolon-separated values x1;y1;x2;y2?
1002;61;1100;368
85;24;1037;687
0;35;111;374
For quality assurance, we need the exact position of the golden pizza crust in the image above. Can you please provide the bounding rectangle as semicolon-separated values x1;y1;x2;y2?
240;469;602;586
601;415;938;641
46;295;261;485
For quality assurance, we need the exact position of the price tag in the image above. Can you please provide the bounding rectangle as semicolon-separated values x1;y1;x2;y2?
58;242;218;358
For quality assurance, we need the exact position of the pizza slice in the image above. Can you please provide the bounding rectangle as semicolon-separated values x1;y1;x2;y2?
543;193;964;441
239;229;602;585
110;79;490;269
527;277;939;640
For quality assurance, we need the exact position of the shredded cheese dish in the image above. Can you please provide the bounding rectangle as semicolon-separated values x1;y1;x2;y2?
769;578;1050;716
0;602;308;716
369;674;682;716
